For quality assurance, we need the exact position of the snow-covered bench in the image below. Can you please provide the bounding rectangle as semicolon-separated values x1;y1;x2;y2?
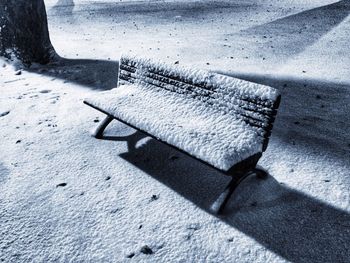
84;54;281;214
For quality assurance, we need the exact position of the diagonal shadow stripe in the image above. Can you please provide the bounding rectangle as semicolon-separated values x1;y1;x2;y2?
226;0;350;65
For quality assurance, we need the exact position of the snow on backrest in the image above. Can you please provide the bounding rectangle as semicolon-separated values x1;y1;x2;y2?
118;54;281;152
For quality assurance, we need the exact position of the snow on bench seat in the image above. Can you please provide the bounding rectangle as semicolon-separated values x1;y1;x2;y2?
84;55;280;171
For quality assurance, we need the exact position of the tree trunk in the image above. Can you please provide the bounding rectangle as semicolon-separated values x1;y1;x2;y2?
0;0;57;65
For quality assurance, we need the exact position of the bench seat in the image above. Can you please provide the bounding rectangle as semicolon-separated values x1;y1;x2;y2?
85;83;264;172
84;54;281;214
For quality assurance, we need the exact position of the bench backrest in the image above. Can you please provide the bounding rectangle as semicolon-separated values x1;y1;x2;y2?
118;54;281;152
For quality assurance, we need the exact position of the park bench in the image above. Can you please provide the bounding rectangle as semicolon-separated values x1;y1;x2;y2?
84;54;281;214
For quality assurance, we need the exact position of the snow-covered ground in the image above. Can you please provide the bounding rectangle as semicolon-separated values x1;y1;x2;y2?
1;0;349;262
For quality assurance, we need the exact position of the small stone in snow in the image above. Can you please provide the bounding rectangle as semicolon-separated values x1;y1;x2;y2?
0;111;10;117
174;61;179;64
323;179;330;182
140;245;153;255
184;233;192;240
105;176;111;181
56;183;67;187
157;244;164;249
16;140;21;144
126;253;135;258
15;70;22;75
151;194;159;201
228;237;234;242
93;119;100;123
39;89;51;94
138;224;143;229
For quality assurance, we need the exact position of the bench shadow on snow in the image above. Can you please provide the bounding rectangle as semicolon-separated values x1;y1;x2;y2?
28;58;119;91
103;128;350;263
104;130;350;263
100;73;350;262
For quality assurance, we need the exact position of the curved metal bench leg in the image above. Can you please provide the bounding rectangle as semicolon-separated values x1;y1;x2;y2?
92;115;114;139
210;171;253;215
210;167;269;215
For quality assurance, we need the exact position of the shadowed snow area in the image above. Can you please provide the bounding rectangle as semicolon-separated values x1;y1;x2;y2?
0;0;349;262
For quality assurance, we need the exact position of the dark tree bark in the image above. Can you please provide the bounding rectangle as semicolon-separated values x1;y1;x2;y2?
0;0;57;65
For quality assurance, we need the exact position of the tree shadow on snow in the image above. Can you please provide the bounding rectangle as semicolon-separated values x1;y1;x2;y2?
27;58;119;91
66;0;254;18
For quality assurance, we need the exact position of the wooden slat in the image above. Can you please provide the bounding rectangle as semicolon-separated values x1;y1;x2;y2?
121;68;273;116
120;61;275;108
120;68;274;126
120;64;276;116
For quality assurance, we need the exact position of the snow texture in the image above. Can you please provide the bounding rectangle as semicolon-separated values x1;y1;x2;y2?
85;55;280;171
1;0;350;262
